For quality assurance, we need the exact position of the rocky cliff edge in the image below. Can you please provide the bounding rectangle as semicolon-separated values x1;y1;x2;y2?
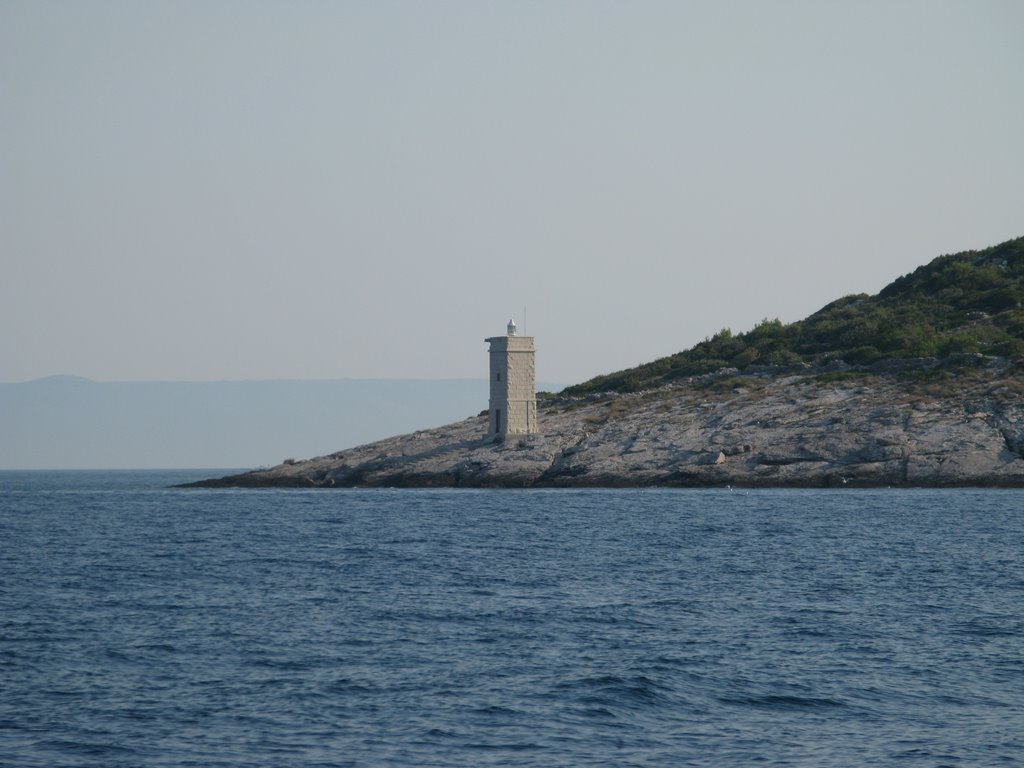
185;358;1024;489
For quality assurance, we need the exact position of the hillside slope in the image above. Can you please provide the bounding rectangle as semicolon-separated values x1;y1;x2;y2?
565;236;1024;395
188;237;1024;489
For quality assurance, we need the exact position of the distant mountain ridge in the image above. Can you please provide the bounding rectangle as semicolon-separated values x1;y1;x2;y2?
566;236;1024;395
0;378;560;470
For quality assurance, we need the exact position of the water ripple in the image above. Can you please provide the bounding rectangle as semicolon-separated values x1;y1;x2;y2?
1;473;1023;767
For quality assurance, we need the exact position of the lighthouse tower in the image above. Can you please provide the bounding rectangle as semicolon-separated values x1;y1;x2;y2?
485;319;537;437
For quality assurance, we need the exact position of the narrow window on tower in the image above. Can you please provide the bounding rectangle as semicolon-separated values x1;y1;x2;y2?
496;372;501;381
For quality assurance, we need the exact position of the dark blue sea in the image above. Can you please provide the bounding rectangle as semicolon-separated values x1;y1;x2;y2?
2;471;1022;767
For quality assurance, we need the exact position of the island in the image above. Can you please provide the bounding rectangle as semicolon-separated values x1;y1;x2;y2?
185;237;1024;488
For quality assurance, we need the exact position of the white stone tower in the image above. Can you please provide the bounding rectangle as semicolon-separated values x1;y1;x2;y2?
485;319;537;437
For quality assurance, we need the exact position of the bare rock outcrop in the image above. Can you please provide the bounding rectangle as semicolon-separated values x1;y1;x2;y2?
186;363;1024;488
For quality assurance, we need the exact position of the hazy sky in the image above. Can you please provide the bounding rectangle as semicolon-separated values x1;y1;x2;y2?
2;1;1021;386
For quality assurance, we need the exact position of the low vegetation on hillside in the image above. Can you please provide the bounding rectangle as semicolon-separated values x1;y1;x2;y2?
565;237;1024;396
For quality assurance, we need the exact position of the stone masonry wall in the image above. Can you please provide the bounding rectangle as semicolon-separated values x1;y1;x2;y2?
485;335;537;435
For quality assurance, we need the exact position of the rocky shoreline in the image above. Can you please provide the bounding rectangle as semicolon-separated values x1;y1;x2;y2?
184;358;1024;489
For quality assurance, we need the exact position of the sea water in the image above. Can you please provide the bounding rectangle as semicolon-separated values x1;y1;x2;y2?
1;471;1022;767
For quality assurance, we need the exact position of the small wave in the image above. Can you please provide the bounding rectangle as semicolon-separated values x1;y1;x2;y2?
645;597;699;612
472;704;520;716
719;693;847;710
783;626;836;639
246;657;318;671
134;642;176;653
123;708;160;722
555;674;670;709
461;741;542;752
37;739;138;757
580;706;617;719
952;620;1020;638
422;727;460;739
323;677;376;695
337;637;375;647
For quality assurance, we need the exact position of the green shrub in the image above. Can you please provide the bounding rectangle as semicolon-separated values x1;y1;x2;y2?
939;332;980;355
561;237;1024;396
